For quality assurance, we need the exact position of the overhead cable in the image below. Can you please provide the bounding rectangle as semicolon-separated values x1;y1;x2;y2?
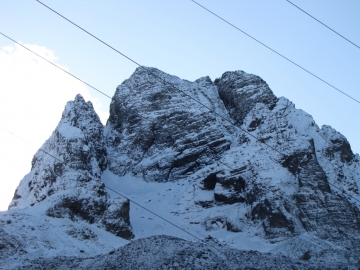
190;0;360;104
286;0;360;50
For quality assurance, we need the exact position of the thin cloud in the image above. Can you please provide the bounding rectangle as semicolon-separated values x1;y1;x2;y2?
0;43;108;210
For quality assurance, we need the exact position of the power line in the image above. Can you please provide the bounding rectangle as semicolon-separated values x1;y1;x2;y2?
286;0;360;50
190;0;360;105
0;55;357;251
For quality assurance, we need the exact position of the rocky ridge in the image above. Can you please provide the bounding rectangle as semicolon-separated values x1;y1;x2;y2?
2;67;360;268
5;235;351;270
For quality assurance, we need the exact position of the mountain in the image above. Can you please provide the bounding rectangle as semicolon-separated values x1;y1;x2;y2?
1;67;360;269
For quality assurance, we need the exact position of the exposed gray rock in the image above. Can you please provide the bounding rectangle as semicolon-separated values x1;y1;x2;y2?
320;125;354;163
65;226;97;240
213;166;250;204
215;70;278;126
105;67;360;246
100;197;134;240
0;228;25;260
106;67;233;182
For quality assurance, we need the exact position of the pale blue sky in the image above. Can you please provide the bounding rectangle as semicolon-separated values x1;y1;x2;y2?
0;0;359;210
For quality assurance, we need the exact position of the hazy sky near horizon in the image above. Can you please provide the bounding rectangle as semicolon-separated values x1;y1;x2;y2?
0;0;359;210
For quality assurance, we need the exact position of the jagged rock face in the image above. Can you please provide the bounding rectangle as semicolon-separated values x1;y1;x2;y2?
320;125;354;163
8;95;133;239
106;67;233;182
215;70;278;126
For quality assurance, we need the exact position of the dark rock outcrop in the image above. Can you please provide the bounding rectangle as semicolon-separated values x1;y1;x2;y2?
106;67;232;182
100;197;134;240
215;70;278;126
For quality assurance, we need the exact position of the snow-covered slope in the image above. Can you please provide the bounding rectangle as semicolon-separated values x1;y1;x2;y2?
1;67;360;268
0;205;129;265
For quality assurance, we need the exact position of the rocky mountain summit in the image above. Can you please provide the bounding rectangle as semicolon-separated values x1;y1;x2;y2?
106;67;233;182
1;67;360;269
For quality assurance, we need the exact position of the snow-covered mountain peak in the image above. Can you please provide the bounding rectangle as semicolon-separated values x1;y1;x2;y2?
2;68;360;268
9;94;106;210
